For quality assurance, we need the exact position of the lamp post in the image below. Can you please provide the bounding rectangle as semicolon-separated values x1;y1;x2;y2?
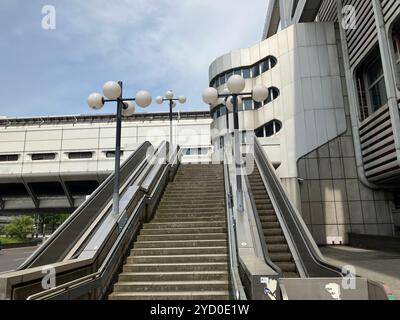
88;81;152;216
156;91;187;157
203;75;269;212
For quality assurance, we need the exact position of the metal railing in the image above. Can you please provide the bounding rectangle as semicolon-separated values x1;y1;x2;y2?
25;143;179;300
254;138;342;277
18;142;153;269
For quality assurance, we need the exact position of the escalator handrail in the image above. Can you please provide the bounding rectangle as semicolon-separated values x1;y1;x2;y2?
65;141;168;261
242;172;283;276
223;150;247;300
18;141;153;269
254;138;343;277
26;144;180;300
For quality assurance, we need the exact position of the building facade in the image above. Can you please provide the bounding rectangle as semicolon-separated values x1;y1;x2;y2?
209;0;400;244
0;112;212;215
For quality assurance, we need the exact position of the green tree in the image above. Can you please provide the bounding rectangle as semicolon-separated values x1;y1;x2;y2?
5;216;34;241
0;224;4;236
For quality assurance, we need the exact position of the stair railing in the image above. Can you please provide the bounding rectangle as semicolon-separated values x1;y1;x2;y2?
18;143;178;300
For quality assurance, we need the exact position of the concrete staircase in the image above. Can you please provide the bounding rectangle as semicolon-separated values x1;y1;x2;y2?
248;166;299;278
109;164;230;300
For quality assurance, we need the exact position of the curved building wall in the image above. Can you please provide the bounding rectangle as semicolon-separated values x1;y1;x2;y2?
209;22;347;181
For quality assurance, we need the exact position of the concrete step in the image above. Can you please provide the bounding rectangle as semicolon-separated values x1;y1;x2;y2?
127;254;228;264
154;213;226;219
158;204;225;210
140;227;226;235
118;271;229;282
159;199;225;205
156;208;225;214
143;221;226;229
135;239;228;248
108;291;230;300
153;216;226;222
131;246;228;256
123;262;229;273
113;280;229;292
282;272;300;278
137;233;227;241
161;195;225;201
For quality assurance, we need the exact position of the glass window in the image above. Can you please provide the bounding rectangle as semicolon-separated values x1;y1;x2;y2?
391;19;400;88
215;77;220;87
243;99;253;110
233;69;242;75
106;151;124;158
254;120;282;138
226;71;233;81
366;57;387;112
261;59;270;73
242;67;251;79
220;74;226;85
264;87;280;104
254;101;262;109
252;64;260;77
32;153;56;161
0;154;19;162
68;152;93;159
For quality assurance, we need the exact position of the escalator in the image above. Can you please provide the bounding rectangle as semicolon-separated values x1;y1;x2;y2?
109;164;230;300
248;166;299;278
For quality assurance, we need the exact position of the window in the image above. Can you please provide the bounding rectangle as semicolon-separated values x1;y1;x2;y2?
242;67;251;79
391;18;400;88
68;152;93;159
219;74;226;85
355;46;388;120
264;87;280;105
31;153;56;161
233;69;242;76
243;99;253;110
0;154;19;162
184;148;208;155
367;57;387;112
254;120;282;138
252;64;260;77
106;151;124;158
260;56;277;73
254;101;262;110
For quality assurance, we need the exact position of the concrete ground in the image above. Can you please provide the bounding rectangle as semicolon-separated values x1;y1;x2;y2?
320;246;400;300
0;246;38;273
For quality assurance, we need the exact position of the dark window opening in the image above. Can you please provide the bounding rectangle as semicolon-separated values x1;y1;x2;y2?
106;151;124;158
68;152;93;159
0;183;28;197
184;148;208;156
252;64;260;77
29;182;65;197
391;18;400;88
254;120;282;138
66;180;99;196
264;87;280;105
32;153;56;161
244;99;253;110
0;154;19;162
242;68;251;79
355;46;388;120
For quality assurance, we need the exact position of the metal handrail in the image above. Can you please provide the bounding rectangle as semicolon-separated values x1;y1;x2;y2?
254;138;343;277
18;141;153;269
242;172;283;276
26;144;178;300
223;150;247;300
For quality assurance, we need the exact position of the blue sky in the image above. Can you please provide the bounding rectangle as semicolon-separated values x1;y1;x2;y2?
0;0;268;117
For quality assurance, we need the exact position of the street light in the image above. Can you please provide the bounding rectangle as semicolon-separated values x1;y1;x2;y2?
156;91;187;157
88;81;152;216
203;76;268;212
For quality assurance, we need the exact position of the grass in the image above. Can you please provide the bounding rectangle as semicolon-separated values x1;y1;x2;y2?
0;236;24;244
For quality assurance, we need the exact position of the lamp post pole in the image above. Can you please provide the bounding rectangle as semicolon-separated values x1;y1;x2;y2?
203;76;269;214
156;91;187;159
88;81;152;216
113;81;123;217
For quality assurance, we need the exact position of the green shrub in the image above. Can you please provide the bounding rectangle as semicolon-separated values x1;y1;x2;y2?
5;216;34;241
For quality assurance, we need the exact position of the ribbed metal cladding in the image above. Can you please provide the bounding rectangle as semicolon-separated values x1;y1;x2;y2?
317;0;338;22
342;0;377;68
359;105;400;183
381;0;400;24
